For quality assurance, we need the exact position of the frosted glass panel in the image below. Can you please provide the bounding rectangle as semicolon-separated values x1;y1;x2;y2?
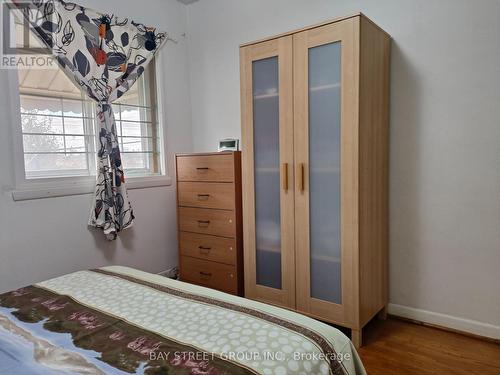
252;57;282;289
309;42;342;304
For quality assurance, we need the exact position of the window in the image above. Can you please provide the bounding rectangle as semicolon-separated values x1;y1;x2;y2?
15;17;162;180
20;95;96;178
111;70;160;177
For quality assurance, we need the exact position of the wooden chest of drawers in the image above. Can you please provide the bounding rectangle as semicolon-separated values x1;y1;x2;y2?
176;152;243;296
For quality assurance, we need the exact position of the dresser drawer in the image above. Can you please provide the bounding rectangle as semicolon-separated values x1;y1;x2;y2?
179;232;236;265
178;207;235;238
180;256;237;294
177;154;234;182
178;182;235;210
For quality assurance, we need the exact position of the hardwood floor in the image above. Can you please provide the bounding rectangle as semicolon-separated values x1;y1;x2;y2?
357;317;500;375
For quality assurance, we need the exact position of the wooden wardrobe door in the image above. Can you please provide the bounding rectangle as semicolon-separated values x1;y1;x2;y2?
240;36;296;309
293;18;359;325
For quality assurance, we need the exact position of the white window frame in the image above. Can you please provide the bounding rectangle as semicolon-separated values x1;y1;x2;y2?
9;55;172;201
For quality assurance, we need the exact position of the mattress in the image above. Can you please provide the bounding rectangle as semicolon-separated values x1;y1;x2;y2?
0;266;366;375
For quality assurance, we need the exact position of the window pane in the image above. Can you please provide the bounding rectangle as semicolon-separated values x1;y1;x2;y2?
23;134;64;153
119;105;151;122
121;153;150;170
21;114;64;134
62;99;84;118
121;138;142;152
121;121;145;137
20;96;62;116
64;117;85;135
120;137;153;152
120;106;140;122
24;153;88;173
65;136;86;152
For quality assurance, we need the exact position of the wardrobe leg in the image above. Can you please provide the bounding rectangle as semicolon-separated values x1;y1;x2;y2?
351;328;362;349
377;305;388;320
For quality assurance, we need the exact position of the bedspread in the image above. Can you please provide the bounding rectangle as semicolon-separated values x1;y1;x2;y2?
0;266;366;375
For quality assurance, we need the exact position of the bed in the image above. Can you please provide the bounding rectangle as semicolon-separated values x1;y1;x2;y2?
0;266;366;375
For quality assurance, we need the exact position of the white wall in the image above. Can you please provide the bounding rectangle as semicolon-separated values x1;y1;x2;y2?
186;0;500;330
0;0;192;292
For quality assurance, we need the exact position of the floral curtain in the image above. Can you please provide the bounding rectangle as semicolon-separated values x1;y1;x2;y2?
13;0;167;240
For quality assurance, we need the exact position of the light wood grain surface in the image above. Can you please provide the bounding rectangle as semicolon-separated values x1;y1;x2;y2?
177;154;234;182
240;36;296;309
358;16;392;329
180;256;238;295
178;181;235;210
293;16;359;329
359;318;500;375
176;152;244;296
239;14;391;348
179;232;237;265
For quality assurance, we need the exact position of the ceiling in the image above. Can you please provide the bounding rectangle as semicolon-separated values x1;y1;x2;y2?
177;0;199;4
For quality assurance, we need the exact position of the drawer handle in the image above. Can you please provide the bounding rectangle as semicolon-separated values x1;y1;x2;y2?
197;194;210;200
199;271;212;280
198;246;212;254
197;220;210;227
196;167;209;170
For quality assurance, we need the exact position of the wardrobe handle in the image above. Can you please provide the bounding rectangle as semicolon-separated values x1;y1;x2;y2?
197;194;210;200
282;163;289;191
196;167;209;170
299;163;305;193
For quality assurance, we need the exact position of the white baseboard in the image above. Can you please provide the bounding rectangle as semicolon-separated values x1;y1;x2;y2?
388;303;500;340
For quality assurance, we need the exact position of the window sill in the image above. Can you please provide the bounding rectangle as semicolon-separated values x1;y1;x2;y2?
11;175;173;201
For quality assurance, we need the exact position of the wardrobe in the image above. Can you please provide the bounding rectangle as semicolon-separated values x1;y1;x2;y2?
239;13;390;348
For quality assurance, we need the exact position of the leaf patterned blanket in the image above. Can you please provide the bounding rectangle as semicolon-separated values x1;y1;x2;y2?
0;266;366;375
